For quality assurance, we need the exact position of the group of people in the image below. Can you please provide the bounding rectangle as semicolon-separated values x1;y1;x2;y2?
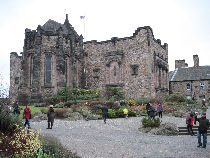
146;102;163;119
186;111;210;148
8;101;55;130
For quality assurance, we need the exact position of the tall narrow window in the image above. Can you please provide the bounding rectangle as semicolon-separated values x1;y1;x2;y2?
114;66;116;76
187;83;191;90
45;55;52;84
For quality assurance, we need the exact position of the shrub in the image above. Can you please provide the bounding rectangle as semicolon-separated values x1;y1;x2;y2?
74;106;92;118
44;96;59;105
128;110;137;117
185;99;197;104
54;102;64;108
165;94;185;103
0;105;22;133
135;97;151;105
106;88;125;101
107;109;116;118
141;116;161;128
0;127;41;157
40;135;79;158
55;108;68;118
128;100;136;106
115;107;125;118
40;108;48;114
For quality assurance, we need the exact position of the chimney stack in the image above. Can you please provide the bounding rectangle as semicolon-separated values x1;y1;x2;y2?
175;60;187;69
193;55;199;68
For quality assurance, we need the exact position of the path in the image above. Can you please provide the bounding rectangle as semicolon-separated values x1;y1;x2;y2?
31;108;210;158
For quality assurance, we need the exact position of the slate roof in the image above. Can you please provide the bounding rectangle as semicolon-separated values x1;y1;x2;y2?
41;19;79;37
170;66;210;82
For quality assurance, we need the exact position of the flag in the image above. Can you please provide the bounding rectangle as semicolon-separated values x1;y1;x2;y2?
80;16;85;19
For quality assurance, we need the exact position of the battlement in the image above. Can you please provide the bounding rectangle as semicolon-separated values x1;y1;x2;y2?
84;26;167;50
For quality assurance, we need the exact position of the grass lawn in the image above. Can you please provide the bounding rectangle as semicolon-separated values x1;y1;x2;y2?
15;106;49;117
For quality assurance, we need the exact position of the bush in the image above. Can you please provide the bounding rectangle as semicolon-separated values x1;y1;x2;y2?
165;94;185;103
107;109;116;118
135;97;151;105
40;108;48;114
115;107;125;118
141;116;160;128
128;100;136;106
44;96;59;105
106;88;125;101
40;135;79;158
55;108;68;118
0;127;41;157
0;105;23;133
128;110;137;117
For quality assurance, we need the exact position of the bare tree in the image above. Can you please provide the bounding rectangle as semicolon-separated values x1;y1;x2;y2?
0;73;9;105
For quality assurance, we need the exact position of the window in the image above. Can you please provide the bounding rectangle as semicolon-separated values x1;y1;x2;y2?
187;83;191;90
200;82;205;90
15;77;19;84
45;55;52;84
131;65;139;75
114;66;116;76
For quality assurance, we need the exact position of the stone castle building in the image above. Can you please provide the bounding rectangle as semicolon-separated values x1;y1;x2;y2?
10;15;169;103
169;55;210;104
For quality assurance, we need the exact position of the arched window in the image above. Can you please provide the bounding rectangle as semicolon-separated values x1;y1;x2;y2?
45;55;52;84
187;83;191;90
114;66;116;76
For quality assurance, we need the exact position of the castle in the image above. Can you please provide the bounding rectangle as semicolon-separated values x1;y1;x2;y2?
10;15;169;103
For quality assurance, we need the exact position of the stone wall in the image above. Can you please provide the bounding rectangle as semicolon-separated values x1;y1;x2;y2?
84;26;168;100
169;80;210;104
10;52;22;104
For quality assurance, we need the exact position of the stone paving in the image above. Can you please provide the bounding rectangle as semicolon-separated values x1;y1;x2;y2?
31;108;210;158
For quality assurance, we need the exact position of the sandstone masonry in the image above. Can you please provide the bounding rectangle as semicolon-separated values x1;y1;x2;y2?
10;15;169;103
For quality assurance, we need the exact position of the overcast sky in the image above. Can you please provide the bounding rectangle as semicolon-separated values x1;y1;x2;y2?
0;0;210;84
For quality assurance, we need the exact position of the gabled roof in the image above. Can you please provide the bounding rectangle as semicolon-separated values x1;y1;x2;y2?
170;66;210;82
41;18;79;37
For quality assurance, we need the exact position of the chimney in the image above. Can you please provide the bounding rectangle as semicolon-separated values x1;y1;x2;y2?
175;60;187;69
193;55;199;68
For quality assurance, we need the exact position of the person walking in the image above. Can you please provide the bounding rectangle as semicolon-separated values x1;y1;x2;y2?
157;103;163;118
47;105;55;129
196;112;210;148
23;104;32;129
101;104;108;124
13;101;20;116
187;113;194;136
194;112;198;125
202;99;206;108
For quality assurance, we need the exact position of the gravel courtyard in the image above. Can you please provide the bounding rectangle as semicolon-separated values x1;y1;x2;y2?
31;109;210;158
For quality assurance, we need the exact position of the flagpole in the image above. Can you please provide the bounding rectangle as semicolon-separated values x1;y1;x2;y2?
83;17;85;42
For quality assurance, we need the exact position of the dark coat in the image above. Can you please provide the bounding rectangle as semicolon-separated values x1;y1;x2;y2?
13;103;20;115
197;117;210;133
47;107;55;122
148;106;156;117
101;106;108;116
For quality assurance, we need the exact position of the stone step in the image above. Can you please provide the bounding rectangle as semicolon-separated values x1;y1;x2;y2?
178;126;210;135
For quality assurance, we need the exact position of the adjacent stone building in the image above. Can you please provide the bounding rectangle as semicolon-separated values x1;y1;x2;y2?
10;15;169;103
169;55;210;104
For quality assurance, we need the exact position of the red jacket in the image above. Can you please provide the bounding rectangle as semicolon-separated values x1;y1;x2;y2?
23;107;32;119
189;116;194;126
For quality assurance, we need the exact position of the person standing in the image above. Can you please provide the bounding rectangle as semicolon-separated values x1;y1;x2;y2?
194;112;198;125
13;101;20;116
148;104;156;119
101;104;108;124
47;105;55;129
187;113;194;136
146;103;151;116
23;104;32;129
197;112;210;148
202;99;206;108
157;103;163;118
